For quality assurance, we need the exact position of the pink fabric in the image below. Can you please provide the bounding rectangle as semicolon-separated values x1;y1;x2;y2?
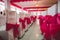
30;16;34;22
33;16;37;22
49;23;60;40
30;16;36;22
38;15;44;26
44;23;60;40
44;15;56;24
38;15;45;34
24;17;31;24
30;16;33;21
38;14;60;40
41;22;49;34
44;15;57;40
19;18;26;30
6;23;19;38
6;23;14;31
13;24;19;38
57;14;60;24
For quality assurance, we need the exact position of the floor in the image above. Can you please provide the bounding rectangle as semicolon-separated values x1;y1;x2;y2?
0;20;44;40
20;20;43;40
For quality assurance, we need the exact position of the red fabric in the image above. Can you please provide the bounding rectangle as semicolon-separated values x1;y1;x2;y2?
11;0;33;2
45;15;52;22
24;7;49;9
44;14;60;40
24;17;31;24
41;22;49;34
38;15;44;25
30;16;34;21
6;23;19;38
33;16;37;22
54;14;58;23
13;24;19;38
30;16;36;22
11;2;22;9
44;33;51;40
44;15;56;40
53;14;60;40
49;24;60;40
49;24;59;35
19;18;26;30
38;14;60;40
38;15;45;34
6;23;14;31
56;13;60;24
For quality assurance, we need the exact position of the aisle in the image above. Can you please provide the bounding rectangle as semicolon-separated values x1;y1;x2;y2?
20;21;43;40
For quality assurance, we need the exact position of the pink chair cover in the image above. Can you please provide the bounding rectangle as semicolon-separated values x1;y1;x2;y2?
19;18;26;30
38;15;45;34
13;24;19;38
6;23;14;31
24;17;31;24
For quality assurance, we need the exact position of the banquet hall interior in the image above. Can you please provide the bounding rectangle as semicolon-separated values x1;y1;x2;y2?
0;0;60;40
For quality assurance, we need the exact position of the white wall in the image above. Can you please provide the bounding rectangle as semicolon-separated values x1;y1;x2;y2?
41;11;47;16
58;0;60;13
32;4;57;16
47;4;56;16
0;2;5;12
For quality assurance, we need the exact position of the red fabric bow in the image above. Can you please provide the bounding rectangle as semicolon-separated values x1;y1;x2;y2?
24;17;31;24
19;18;26;30
13;24;19;38
6;23;19;38
6;23;14;31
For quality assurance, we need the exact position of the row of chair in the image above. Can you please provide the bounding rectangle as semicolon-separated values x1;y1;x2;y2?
38;13;60;40
6;15;37;40
19;16;37;38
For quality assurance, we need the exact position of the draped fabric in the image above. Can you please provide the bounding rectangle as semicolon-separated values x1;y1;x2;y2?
19;18;26;30
6;23;19;38
30;16;37;22
24;17;31;24
33;16;37;22
57;17;60;24
38;15;44;26
6;23;14;31
11;0;33;2
53;13;60;40
41;22;49;34
38;14;60;40
49;24;60;40
44;15;53;24
38;15;45;34
57;14;60;24
13;24;19;38
30;16;34;21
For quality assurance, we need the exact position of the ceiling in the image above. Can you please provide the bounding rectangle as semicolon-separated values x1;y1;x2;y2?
0;0;58;11
14;0;57;8
12;0;58;11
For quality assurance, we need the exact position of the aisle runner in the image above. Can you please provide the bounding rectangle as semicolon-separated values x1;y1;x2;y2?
20;21;43;40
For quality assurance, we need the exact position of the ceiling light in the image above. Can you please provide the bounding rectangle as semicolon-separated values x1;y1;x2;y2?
35;4;39;6
34;1;39;7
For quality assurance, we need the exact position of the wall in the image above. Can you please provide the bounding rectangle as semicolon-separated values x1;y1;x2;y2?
36;4;56;16
58;0;60;13
0;2;5;12
47;4;56;16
